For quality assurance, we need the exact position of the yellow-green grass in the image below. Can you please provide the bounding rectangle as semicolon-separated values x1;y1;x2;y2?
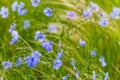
0;0;120;80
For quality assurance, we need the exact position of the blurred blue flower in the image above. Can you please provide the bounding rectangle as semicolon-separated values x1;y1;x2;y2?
2;61;12;69
48;24;57;33
11;30;19;38
93;71;96;80
90;2;100;12
56;51;63;60
110;12;119;19
44;7;52;17
83;8;92;19
79;40;86;47
104;72;108;80
16;58;22;66
9;23;16;33
35;31;46;42
10;30;19;45
67;11;76;19
31;0;41;7
12;1;18;11
24;51;41;67
0;7;9;18
18;2;28;16
99;18;109;27
75;71;80;80
53;60;62;70
31;50;41;58
62;74;70;80
25;57;39;67
10;36;19;45
112;7;120;15
18;9;28;16
99;56;106;67
71;58;76;70
42;41;53;53
90;50;97;56
99;13;105;18
24;56;31;63
18;2;25;9
110;7;120;19
23;20;30;29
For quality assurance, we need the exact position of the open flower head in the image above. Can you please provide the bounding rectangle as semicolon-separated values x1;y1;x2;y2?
67;11;76;19
0;7;9;18
2;61;12;69
44;7;52;17
42;41;53;53
31;0;41;7
35;31;46;42
23;20;30;29
53;60;62;70
12;1;18;11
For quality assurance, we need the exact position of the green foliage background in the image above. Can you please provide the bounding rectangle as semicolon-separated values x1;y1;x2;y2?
0;0;120;80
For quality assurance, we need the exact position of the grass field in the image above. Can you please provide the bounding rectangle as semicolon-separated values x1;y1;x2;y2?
0;0;120;80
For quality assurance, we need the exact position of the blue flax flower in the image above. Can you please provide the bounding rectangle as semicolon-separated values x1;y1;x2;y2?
2;61;12;69
42;41;53;53
99;13;105;18
90;50;97;56
35;31;46;42
53;60;62;70
9;23;16;33
10;30;19;45
79;40;86;47
30;0;41;7
56;51;63;60
99;18;109;27
44;7;52;17
62;74;70;80
0;7;9;18
83;8;92;19
90;2;100;12
23;20;30;29
10;36;19;45
110;7;120;19
93;71;96;80
18;8;28;16
31;50;41;58
112;7;120;15
18;2;28;16
48;24;57;33
24;51;41;67
75;71;80;80
99;56;106;67
12;1;18;11
110;12;119;19
104;72;109;80
66;11;76;19
25;56;39;67
16;58;22;66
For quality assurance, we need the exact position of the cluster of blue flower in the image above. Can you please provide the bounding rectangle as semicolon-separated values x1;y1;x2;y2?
82;2;109;27
1;0;53;70
0;7;9;18
1;0;120;80
79;40;108;80
110;7;120;19
24;50;41;67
